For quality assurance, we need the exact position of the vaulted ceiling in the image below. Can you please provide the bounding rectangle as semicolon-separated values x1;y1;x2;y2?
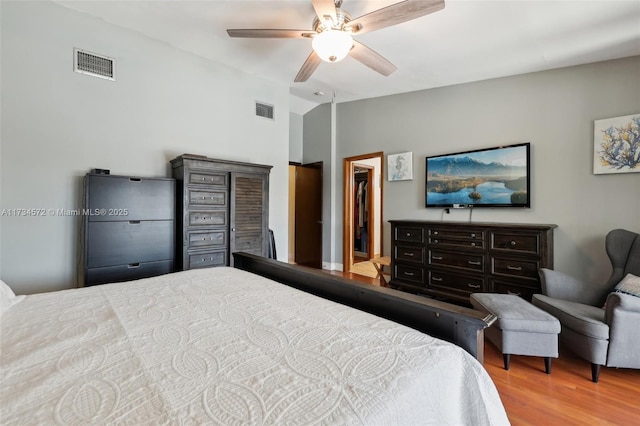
56;1;640;113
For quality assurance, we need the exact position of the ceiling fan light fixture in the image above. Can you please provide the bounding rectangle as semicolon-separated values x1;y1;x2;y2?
312;30;353;63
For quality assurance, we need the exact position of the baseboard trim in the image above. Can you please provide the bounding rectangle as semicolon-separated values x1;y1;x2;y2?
322;262;343;271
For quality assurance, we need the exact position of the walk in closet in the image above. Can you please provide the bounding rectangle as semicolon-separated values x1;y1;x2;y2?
353;167;370;259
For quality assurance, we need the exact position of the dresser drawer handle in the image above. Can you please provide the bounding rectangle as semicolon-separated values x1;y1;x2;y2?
468;260;481;265
128;263;140;268
433;231;439;235
468;283;481;289
432;256;443;260
470;242;476;247
129;221;140;225
470;233;476;237
202;237;213;241
403;252;414;257
433;239;439;243
404;272;415;277
432;277;443;282
510;241;517;246
507;265;523;271
406;232;411;237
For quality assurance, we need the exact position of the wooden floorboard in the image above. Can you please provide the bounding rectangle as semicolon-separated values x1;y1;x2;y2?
326;269;640;425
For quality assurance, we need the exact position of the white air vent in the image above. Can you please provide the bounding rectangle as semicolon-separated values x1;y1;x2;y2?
255;102;274;120
74;48;115;81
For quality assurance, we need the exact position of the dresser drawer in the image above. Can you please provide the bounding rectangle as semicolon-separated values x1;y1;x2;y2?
429;250;484;272
86;260;173;286
429;236;484;250
394;264;424;285
188;250;227;269
87;221;174;268
189;172;227;187
187;229;227;249
394;226;424;243
429;227;485;251
429;270;485;294
491;257;540;279
188;189;227;207
490;232;540;255
188;210;227;227
489;278;538;301
394;245;424;264
87;175;175;221
429;227;484;240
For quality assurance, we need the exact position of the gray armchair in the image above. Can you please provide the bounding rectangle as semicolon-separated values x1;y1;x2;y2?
532;229;640;382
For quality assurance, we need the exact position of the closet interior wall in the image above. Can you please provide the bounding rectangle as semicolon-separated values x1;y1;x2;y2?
353;167;370;259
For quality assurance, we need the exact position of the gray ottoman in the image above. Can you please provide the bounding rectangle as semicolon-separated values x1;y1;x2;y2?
471;293;561;374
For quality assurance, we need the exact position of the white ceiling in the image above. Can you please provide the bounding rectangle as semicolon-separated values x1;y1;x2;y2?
56;1;640;114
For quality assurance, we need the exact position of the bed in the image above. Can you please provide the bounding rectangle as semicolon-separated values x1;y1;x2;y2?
1;255;509;425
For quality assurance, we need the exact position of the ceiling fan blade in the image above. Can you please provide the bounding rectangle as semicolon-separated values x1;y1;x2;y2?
312;0;338;26
227;29;315;38
346;0;445;35
294;51;322;82
349;41;397;76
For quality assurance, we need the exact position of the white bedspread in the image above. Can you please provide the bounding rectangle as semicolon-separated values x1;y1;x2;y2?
1;267;509;425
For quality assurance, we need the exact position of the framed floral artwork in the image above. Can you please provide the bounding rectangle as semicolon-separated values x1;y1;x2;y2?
593;113;640;174
388;152;413;181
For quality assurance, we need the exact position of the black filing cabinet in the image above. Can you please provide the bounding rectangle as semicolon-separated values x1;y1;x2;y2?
83;174;176;286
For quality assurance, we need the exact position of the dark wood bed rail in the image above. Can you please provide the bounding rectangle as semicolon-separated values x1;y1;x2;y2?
233;253;496;362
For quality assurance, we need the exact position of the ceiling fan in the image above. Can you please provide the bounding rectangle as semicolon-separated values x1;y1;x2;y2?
227;0;445;82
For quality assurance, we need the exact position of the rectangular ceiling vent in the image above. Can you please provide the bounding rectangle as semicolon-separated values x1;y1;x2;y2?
255;102;274;120
74;48;115;81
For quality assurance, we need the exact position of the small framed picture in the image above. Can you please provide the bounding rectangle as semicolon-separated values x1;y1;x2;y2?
593;113;640;174
388;152;413;181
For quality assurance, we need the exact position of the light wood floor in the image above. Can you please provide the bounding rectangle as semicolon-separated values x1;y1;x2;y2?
327;269;640;425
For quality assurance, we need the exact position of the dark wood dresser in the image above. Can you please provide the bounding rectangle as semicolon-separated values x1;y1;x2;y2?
171;154;271;270
84;174;176;286
389;220;557;303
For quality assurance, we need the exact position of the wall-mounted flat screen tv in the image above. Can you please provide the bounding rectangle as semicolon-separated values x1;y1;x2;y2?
425;142;530;208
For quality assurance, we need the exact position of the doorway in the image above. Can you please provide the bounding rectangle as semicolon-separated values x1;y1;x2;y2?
289;162;323;268
343;152;383;274
353;165;373;262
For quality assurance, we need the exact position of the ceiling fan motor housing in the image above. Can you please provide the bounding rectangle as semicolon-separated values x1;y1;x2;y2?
313;8;351;33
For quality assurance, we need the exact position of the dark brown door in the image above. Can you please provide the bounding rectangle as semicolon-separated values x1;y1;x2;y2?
294;163;322;268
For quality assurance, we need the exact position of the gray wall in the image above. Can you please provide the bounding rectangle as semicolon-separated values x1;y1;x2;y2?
289;112;303;164
1;1;290;294
302;103;333;267
330;57;640;285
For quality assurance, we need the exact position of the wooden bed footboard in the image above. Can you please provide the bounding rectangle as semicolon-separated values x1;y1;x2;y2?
233;253;496;362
